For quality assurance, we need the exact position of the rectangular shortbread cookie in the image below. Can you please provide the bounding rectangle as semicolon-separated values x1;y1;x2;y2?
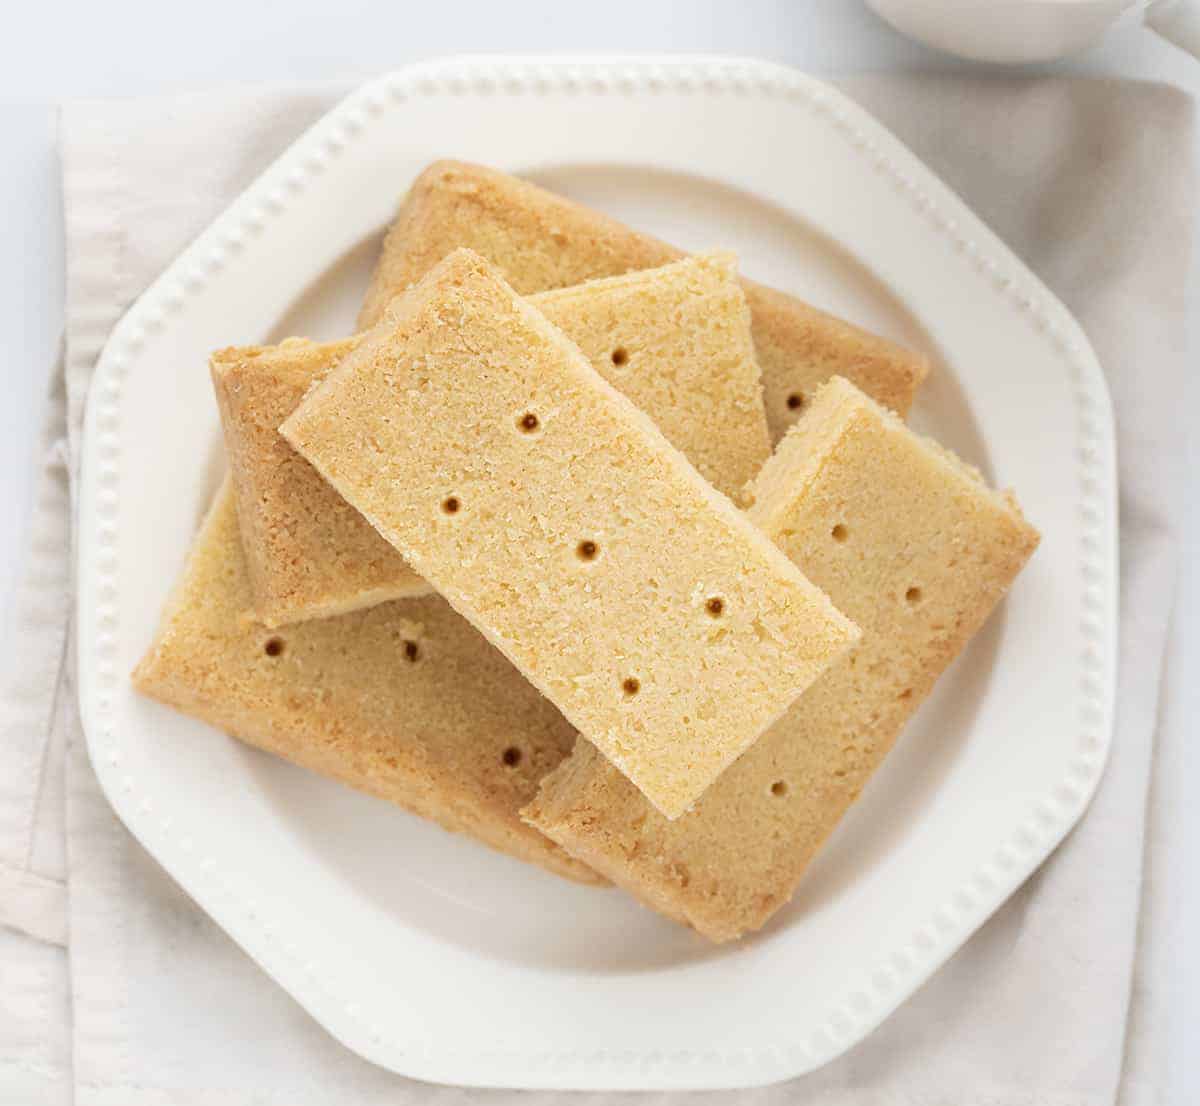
212;336;432;628
525;376;1040;939
283;249;858;819
532;253;771;496
132;481;600;885
213;254;771;626
358;160;929;440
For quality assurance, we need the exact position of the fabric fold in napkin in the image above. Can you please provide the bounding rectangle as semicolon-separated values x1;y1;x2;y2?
0;74;1192;1106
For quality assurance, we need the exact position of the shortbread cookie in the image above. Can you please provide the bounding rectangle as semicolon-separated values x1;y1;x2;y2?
132;482;600;885
358;160;929;439
212;336;431;627
213;254;770;625
525;376;1039;939
532;253;770;496
283;250;858;819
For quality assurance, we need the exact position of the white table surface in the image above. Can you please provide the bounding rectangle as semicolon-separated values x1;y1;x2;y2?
2;1;1195;1099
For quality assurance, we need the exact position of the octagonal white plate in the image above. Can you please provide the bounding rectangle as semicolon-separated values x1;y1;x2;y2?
77;56;1117;1091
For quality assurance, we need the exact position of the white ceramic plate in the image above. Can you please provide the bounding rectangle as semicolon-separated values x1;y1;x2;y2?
77;56;1117;1091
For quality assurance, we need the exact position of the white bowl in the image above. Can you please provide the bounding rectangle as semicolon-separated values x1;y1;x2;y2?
869;0;1140;64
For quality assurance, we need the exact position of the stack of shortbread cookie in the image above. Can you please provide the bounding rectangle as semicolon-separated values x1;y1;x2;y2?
134;162;1038;942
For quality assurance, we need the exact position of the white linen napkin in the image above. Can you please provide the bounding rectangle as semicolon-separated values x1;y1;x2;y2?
0;74;1191;1106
